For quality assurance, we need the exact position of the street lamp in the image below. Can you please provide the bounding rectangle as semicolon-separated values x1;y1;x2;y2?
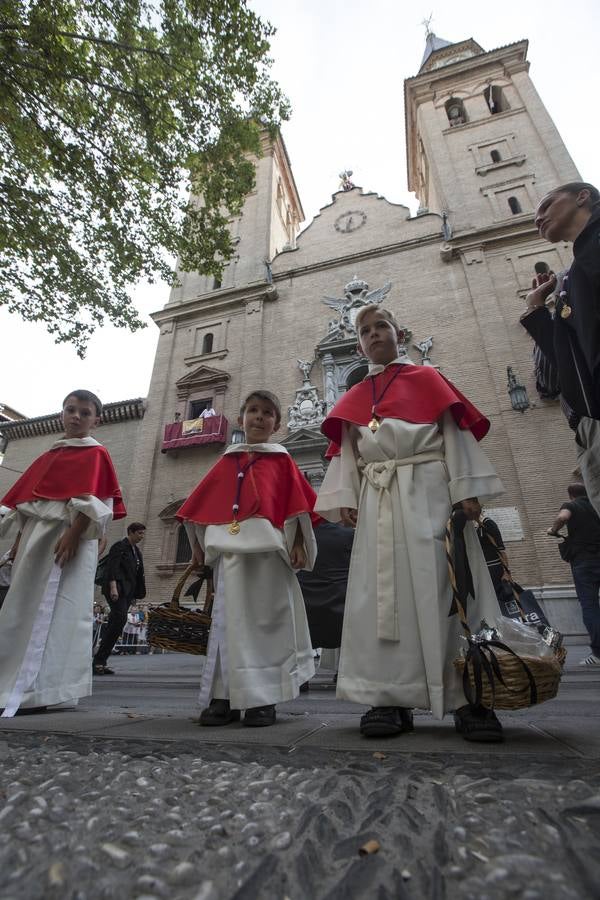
507;366;530;412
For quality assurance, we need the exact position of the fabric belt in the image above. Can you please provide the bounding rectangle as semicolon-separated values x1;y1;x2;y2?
360;452;444;641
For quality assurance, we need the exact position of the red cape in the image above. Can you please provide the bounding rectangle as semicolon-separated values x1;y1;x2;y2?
177;451;317;528
322;364;489;456
1;443;126;519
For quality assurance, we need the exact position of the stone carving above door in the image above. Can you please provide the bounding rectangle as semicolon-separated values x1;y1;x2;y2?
321;276;392;341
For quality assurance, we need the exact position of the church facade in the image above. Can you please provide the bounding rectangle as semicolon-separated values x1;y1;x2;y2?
0;34;585;629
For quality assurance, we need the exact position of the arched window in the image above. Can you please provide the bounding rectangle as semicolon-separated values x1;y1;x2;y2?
508;196;522;215
486;85;508;114
202;332;214;354
445;97;466;126
175;525;192;564
490;149;502;163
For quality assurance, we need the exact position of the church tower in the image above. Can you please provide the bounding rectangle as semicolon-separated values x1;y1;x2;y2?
125;131;304;588
404;35;579;231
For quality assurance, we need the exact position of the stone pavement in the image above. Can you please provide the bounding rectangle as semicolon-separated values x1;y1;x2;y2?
1;644;600;899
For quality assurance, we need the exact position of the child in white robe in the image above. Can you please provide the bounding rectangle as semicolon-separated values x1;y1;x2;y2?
178;390;316;727
315;307;506;742
0;390;125;716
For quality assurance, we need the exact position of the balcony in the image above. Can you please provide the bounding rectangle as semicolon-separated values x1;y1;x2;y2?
161;414;228;453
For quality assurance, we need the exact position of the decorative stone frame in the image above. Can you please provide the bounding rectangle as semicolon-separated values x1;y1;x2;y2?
174;365;230;420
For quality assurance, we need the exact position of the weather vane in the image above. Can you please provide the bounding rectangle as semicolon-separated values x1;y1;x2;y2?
421;13;433;39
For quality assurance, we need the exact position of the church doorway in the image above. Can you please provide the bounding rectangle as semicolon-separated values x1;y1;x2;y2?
346;365;368;389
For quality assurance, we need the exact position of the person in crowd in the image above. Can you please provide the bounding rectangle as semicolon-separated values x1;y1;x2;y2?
315;306;505;742
521;182;600;514
297;518;354;689
0;390;125;716
93;522;146;674
548;483;600;666
0;547;14;611
178;390;317;728
470;501;512;597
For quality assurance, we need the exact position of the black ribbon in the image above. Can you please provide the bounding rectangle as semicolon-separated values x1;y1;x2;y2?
448;509;474;617
462;637;538;708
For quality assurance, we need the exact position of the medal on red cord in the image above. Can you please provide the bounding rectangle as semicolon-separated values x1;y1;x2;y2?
229;454;259;534
368;366;405;432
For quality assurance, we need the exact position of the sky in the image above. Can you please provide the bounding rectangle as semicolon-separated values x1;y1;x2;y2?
2;0;599;418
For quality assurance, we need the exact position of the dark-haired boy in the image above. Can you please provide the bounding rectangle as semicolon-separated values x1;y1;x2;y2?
521;182;600;513
0;391;126;716
177;390;316;727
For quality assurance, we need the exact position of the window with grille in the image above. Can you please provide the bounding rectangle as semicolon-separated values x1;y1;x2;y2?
175;525;192;563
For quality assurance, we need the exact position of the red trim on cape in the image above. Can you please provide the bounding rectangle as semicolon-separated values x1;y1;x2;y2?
177;451;317;528
322;363;489;453
1;444;126;520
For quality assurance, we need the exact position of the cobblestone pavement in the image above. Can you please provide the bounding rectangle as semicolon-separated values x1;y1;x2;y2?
1;732;600;900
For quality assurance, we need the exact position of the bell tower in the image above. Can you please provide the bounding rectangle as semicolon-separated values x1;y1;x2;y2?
404;35;580;232
167;130;304;305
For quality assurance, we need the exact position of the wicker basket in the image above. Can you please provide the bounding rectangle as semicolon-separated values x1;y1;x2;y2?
147;564;213;655
454;645;566;710
446;512;566;711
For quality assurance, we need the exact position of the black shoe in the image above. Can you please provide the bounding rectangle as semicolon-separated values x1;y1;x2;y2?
244;705;276;727
360;707;414;737
454;704;504;743
198;699;241;726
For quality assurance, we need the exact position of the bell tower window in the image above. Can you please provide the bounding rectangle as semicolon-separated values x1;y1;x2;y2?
486;85;508;114
508;196;522;215
490;149;502;163
202;332;214;354
445;97;466;126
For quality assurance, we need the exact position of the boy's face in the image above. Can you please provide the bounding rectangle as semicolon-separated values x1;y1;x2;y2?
239;397;279;444
62;396;100;439
357;309;399;366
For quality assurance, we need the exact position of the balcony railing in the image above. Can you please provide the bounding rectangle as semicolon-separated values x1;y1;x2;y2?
161;415;228;453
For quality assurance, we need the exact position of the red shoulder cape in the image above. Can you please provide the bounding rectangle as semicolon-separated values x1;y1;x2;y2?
1;444;126;519
177;451;317;528
322;364;489;456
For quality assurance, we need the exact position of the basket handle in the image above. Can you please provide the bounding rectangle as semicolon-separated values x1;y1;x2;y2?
170;563;201;610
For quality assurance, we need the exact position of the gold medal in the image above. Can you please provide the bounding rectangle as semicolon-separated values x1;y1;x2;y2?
228;521;240;535
560;304;572;319
368;417;380;433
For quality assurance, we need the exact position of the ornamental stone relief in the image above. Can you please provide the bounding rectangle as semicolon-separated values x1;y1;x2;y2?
286;276;436;432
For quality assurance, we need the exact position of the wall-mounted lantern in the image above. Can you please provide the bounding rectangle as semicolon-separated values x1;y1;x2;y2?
507;366;530;412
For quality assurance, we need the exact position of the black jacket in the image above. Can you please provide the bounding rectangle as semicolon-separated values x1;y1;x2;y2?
297;522;354;648
103;537;146;602
521;209;600;427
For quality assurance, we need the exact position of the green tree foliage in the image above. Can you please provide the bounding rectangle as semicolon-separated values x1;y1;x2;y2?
0;0;289;355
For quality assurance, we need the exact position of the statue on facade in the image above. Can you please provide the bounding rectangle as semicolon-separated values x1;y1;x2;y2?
297;359;313;384
339;170;355;191
414;335;435;366
287;359;327;431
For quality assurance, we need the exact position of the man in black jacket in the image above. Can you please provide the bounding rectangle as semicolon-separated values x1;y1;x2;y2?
93;522;146;674
521;182;600;513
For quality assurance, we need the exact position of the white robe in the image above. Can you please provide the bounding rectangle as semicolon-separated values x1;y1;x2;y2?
186;442;316;711
0;438;113;714
315;411;504;718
